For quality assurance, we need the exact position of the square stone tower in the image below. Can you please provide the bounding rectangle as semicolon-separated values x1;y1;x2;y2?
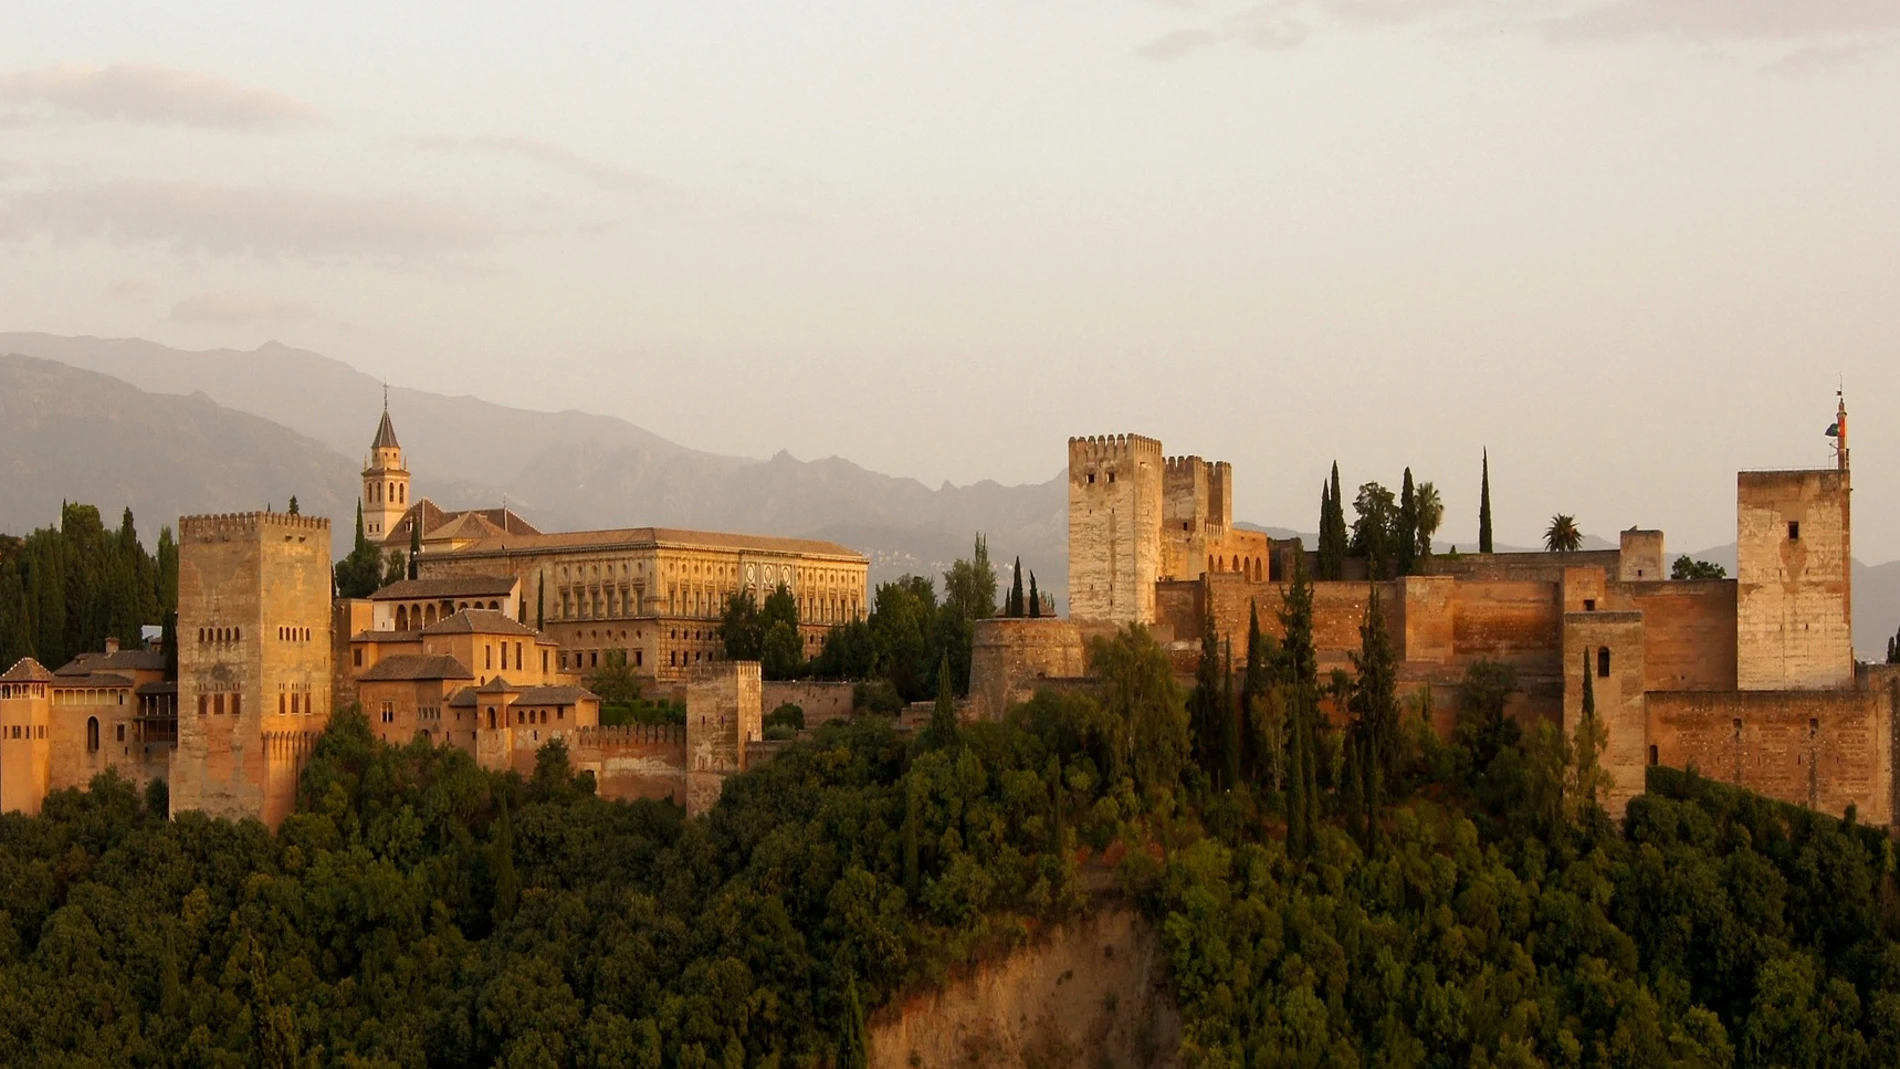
173;512;334;827
1736;470;1852;690
0;659;54;815
684;661;763;817
1068;434;1164;625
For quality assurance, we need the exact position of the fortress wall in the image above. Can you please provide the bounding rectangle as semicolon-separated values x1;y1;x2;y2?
1069;435;1164;625
1398;576;1455;664
763;680;856;729
1450;580;1561;668
1421;550;1621;584
1562;612;1648;818
1648;687;1890;825
569;724;686;804
1737;470;1854;691
968;619;1087;721
1619;580;1738;692
686;663;762;816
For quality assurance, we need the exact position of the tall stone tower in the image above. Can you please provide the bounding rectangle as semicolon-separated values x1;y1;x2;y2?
363;402;409;541
0;659;54;815
1735;395;1853;690
1068;435;1164;625
684;661;763;817
173;512;334;827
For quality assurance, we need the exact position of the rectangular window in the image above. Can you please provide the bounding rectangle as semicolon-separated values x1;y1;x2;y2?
232;693;240;716
1789;521;1801;541
542;650;549;673
198;695;208;716
501;643;508;671
214;694;225;715
353;649;363;667
116;723;125;742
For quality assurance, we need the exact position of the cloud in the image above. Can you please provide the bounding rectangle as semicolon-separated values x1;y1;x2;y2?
1761;39;1895;76
0;180;495;262
1317;0;1468;27
104;277;152;299
1546;1;1900;43
0;62;325;129
169;292;313;323
407;134;665;193
1137;2;1309;60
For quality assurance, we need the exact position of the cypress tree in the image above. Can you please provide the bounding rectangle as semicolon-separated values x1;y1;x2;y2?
1028;572;1041;618
1397;468;1418;577
927;652;959;748
1323;463;1348;579
1281;555;1319;857
1242;600;1267;782
903;774;920;901
1223;639;1241;792
1192;609;1222;778
491;794;519;926
408;516;421;580
1048;755;1065;857
1317;481;1336;581
287;496;299;515
1009;557;1025;617
840;978;869;1069
1479;449;1494;554
536;573;545;631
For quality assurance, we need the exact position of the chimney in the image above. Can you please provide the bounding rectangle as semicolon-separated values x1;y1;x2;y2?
104;637;120;655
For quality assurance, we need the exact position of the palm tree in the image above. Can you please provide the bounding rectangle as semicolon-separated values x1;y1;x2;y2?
1414;481;1443;556
1544;514;1582;554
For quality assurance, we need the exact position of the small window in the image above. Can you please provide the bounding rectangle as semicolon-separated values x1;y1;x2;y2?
1087;473;1095;484
1788;521;1800;541
117;723;125;742
1732;717;1742;738
1583;599;1596;612
1809;717;1819;738
353;649;364;667
1107;472;1115;483
1648;744;1659;766
1597;647;1611;677
87;717;99;752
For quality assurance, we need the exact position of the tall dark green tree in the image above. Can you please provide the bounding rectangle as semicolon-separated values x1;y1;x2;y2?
1479;449;1494;554
1396;468;1419;577
924;652;959;749
286;496;299;515
334;501;385;599
1348;586;1399;843
1350;481;1398;580
1190;609;1223;780
1008;557;1025;617
1027;572;1041;619
408;516;421;580
535;573;545;631
942;534;997;621
1280;555;1320;857
491;793;519;925
1241;600;1270;783
1222;639;1240;792
1319;463;1349;580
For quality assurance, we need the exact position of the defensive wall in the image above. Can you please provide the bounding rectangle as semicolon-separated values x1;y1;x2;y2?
763;680;857;730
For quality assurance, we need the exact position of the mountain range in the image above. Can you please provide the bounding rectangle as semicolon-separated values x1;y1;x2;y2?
1;332;1895;659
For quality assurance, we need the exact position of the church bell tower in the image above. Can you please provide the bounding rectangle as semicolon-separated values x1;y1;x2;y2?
363;396;409;541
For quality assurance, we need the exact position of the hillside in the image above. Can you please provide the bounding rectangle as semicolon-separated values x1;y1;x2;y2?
0;333;1068;592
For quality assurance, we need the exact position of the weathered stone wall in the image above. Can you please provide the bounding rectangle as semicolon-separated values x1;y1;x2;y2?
968;618;1088;721
331;598;373;712
1621;580;1738;692
685;662;762;817
174;512;332;827
1068;435;1163;625
1648;686;1891;825
1737;470;1853;690
569;724;686;803
1563;611;1647;818
1420;550;1622;584
763;680;856;729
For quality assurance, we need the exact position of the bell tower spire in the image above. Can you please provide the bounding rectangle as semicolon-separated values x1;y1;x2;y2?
1832;387;1849;471
363;397;410;542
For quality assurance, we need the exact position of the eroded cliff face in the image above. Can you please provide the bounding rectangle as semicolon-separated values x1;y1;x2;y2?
869;907;1180;1069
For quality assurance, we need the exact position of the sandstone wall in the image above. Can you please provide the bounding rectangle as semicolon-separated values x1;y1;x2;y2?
1069;435;1164;625
968;618;1087;721
868;907;1179;1069
1620;580;1737;692
1737;470;1853;690
569;724;686;803
763;680;856;729
1420;549;1621;584
685;662;762;817
1648;685;1892;824
0;688;51;815
1563;611;1647;817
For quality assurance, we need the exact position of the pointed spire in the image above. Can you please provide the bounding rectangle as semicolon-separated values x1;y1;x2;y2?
371;405;400;451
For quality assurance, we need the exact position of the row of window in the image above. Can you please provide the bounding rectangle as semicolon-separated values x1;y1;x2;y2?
199;627;241;644
4;725;46;739
197;693;241;716
277;626;313;642
369;480;406;505
0;684;45;699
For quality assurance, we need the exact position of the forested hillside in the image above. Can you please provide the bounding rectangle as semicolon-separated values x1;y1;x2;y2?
3;588;1898;1066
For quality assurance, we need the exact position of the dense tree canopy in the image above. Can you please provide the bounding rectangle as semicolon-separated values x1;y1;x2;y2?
0;503;171;669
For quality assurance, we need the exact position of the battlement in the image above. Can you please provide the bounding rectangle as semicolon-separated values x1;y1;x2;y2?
570;723;685;747
1069;434;1163;462
180;512;332;540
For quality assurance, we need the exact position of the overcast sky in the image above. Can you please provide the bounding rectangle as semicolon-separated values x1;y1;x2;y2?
2;3;1897;558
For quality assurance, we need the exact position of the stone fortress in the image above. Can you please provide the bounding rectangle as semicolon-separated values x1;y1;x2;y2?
973;396;1900;824
0;406;873;824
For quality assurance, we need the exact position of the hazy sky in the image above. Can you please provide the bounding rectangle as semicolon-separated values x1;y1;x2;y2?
3;3;1897;557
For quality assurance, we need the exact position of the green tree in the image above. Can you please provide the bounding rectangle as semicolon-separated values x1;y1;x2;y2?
1087;623;1188;792
1414;480;1443;559
1319;463;1349;580
1189;608;1223;781
334;500;385;598
1545;513;1583;553
1479;448;1494;553
1571;648;1611;824
923;652;959;749
1280;554;1321;856
286;496;299;515
491;793;519;925
1007;557;1025;617
942;534;997;621
1028;572;1041;619
408;514;421;580
718;589;764;660
381;548;407;589
1351;481;1398;579
536;573;545;631
1673;555;1727;580
1396;468;1419;576
588;650;642;705
1348;585;1400;841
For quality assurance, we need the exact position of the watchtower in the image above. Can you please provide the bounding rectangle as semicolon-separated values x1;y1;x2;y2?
0;659;54;815
173;511;334;826
1068;435;1164;625
1735;395;1853;690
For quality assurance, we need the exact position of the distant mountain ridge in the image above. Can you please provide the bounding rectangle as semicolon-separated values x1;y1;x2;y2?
0;334;1067;598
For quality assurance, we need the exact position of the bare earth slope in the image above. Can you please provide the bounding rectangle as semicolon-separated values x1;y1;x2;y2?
868;908;1179;1069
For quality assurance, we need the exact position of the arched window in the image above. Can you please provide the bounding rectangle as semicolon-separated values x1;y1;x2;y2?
425;604;438;625
1597;647;1611;678
1232;555;1241;573
87;716;99;752
396;605;408;630
487;708;497;730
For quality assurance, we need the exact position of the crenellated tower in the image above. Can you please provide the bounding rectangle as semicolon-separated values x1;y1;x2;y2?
1068;434;1164;625
363;398;409;540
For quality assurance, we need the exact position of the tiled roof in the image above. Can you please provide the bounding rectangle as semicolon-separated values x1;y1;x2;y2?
55;672;135;688
422;609;540;637
517;685;598;705
357;654;475;682
1;658;54;683
372;408;401;450
370;575;519;602
447;687;478;708
382;499;542;546
136;681;178;696
439;525;866;560
353;630;423;643
476;676;520;694
55;649;166;676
